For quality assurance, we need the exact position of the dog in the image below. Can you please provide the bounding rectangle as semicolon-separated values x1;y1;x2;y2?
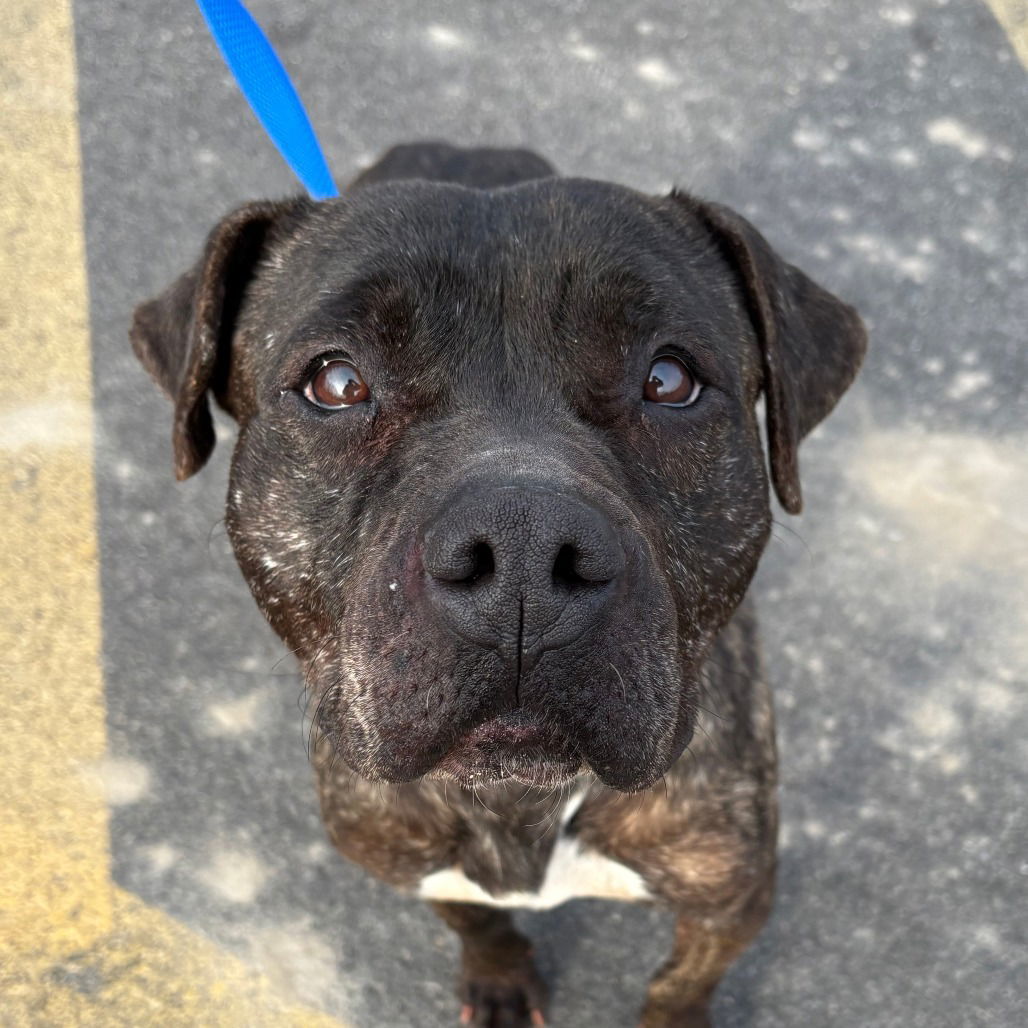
131;142;866;1027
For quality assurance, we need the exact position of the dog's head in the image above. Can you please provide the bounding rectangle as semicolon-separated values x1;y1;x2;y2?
132;177;865;792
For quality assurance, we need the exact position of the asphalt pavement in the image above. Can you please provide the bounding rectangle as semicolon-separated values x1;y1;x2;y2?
9;1;1027;1025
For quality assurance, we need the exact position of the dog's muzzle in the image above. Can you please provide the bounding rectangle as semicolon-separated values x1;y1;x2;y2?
422;480;625;671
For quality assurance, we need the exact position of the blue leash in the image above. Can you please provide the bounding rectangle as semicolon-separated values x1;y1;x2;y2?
195;0;339;200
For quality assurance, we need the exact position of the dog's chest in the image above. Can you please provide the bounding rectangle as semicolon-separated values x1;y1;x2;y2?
416;786;652;911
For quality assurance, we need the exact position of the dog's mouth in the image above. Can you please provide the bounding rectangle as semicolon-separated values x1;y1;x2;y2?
430;711;582;788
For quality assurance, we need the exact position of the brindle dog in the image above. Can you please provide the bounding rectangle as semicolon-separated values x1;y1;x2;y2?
131;143;865;1027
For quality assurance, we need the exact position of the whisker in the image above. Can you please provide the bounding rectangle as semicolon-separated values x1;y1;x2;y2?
695;702;724;721
206;517;227;554
305;676;335;760
770;517;812;561
685;743;699;771
536;780;568;836
692;718;714;744
472;785;502;820
700;655;752;684
609;662;627;702
525;786;560;830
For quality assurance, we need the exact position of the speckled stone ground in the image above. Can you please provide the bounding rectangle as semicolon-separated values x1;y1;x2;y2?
73;1;1026;1025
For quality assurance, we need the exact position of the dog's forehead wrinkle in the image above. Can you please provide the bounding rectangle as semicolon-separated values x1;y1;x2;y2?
258;180;731;369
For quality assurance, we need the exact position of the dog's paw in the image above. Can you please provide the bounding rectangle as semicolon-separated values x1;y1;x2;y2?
458;958;547;1027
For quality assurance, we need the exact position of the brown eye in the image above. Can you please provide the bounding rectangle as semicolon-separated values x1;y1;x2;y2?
303;359;370;409
644;356;700;406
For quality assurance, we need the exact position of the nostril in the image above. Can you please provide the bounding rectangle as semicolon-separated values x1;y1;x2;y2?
552;543;611;589
424;528;497;586
468;541;495;584
551;544;581;588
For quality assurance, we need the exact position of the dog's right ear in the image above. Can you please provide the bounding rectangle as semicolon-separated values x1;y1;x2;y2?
130;198;310;480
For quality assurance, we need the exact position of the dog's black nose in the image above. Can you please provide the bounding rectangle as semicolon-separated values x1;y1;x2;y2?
422;484;624;664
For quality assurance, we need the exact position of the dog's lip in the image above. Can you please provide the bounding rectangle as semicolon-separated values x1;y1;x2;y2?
462;711;550;749
434;711;579;784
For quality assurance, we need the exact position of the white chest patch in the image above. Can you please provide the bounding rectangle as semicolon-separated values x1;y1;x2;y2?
416;786;652;911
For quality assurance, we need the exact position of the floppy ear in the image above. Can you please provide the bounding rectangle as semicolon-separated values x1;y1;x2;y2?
130;198;309;480
676;193;867;514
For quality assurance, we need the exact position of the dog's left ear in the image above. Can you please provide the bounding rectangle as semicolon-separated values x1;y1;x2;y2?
131;198;309;480
674;193;867;514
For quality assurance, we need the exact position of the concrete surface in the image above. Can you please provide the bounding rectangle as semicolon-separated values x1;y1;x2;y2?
2;0;1026;1025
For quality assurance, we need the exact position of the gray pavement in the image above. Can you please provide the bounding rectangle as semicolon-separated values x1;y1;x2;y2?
74;0;1027;1025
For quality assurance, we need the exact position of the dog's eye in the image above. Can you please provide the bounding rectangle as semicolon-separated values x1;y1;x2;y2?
303;358;371;409
644;356;701;406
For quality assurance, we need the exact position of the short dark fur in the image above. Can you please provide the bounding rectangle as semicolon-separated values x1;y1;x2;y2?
131;142;865;1026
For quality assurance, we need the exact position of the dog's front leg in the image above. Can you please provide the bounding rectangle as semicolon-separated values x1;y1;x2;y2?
638;882;774;1028
431;901;547;1027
